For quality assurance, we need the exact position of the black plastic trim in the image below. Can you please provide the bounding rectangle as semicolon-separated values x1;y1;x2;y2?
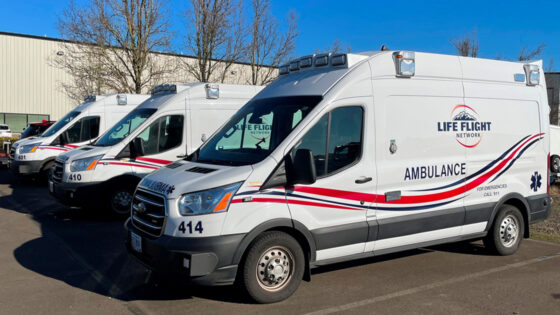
311;221;368;250
377;207;464;240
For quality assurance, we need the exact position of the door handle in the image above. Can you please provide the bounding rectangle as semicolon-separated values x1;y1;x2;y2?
177;155;186;158
355;176;373;184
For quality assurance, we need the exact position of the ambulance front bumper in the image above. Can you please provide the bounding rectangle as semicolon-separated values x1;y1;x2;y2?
125;219;245;286
9;159;43;175
49;180;105;207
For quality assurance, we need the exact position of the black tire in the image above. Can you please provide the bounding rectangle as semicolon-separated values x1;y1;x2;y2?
39;160;54;184
483;204;524;256
239;231;305;303
551;155;560;173
107;182;136;218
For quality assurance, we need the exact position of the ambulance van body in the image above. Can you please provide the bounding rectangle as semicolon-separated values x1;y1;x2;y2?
50;83;262;215
9;94;148;179
549;125;560;177
125;51;551;303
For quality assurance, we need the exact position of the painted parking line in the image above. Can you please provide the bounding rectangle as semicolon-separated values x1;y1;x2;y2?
306;251;560;315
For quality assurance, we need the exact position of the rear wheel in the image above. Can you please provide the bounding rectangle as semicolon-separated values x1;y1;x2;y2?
551;155;560;173
107;182;136;218
484;204;524;255
239;231;304;303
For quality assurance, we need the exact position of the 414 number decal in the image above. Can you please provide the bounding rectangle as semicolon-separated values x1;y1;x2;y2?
178;221;203;234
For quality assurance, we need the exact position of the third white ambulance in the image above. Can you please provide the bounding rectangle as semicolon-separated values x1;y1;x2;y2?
125;51;551;303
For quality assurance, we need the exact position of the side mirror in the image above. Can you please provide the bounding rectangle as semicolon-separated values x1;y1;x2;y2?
131;137;145;157
287;149;316;185
59;132;69;146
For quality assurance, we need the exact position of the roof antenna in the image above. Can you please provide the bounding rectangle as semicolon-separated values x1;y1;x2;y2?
380;44;389;51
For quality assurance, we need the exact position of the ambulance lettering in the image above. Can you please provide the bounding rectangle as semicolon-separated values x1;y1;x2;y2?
404;163;466;181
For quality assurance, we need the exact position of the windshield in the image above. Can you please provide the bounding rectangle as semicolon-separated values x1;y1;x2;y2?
42;111;81;137
94;108;157;147
0;125;8;130
189;96;322;166
21;125;41;138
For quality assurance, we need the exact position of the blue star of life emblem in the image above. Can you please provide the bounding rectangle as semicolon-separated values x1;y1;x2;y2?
530;171;542;192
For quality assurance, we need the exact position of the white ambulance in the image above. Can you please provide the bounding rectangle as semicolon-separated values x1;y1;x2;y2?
549;125;560;178
49;83;263;216
10;94;148;180
125;51;551;303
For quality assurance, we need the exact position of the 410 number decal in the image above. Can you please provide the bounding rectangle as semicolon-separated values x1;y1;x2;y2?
178;221;203;234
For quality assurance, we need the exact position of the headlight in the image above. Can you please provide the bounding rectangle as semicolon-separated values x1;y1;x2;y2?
178;182;242;216
70;155;103;172
19;143;41;154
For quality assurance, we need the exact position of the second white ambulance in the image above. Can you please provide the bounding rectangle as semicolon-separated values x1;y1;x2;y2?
49;83;262;215
125;51;551;303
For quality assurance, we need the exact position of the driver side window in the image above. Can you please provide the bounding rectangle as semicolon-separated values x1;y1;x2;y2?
293;106;363;177
136;115;184;156
65;116;100;143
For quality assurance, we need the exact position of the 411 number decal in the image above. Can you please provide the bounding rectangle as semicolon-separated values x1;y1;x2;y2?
178;221;203;234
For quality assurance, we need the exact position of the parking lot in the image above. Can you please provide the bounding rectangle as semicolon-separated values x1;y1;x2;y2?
1;168;560;314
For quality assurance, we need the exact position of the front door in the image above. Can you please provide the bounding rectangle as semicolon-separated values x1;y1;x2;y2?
131;113;186;175
285;100;375;262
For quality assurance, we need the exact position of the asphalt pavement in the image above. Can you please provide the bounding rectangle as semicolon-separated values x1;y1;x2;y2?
0;168;559;315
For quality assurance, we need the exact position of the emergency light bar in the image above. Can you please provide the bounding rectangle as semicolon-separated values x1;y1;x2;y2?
279;52;367;76
84;95;96;102
151;84;177;95
523;64;540;86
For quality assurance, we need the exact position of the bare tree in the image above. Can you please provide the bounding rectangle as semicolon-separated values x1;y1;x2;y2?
183;0;245;83
546;57;555;72
450;28;479;57
518;43;546;61
315;39;352;54
55;0;174;101
246;0;298;85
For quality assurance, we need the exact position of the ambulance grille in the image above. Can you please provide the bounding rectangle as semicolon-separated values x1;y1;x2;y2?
51;160;64;183
186;166;216;174
131;188;166;236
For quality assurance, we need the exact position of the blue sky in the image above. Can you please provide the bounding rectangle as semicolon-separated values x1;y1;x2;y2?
0;0;558;70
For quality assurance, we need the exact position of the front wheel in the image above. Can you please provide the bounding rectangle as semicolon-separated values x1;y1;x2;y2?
107;182;136;217
239;231;305;303
483;204;524;255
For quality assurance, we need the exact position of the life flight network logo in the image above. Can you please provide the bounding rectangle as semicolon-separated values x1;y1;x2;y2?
437;105;492;148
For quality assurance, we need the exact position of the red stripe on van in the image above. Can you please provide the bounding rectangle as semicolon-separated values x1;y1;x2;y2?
135;157;172;165
292;133;543;205
231;197;362;210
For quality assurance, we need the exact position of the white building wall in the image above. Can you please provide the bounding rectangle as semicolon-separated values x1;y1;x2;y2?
0;32;275;132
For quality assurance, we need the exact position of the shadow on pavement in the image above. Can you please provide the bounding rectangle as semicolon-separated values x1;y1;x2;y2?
0;169;495;305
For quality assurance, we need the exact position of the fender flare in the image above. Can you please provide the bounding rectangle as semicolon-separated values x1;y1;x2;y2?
40;157;56;171
231;218;317;266
485;192;530;237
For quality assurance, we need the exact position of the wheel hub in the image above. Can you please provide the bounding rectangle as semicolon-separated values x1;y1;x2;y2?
499;215;519;247
257;247;293;291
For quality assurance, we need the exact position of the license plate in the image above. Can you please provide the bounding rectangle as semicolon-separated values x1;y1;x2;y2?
48;181;54;193
131;232;142;253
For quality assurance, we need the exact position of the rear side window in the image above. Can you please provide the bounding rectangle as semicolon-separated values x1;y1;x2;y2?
137;115;184;155
293;106;363;177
